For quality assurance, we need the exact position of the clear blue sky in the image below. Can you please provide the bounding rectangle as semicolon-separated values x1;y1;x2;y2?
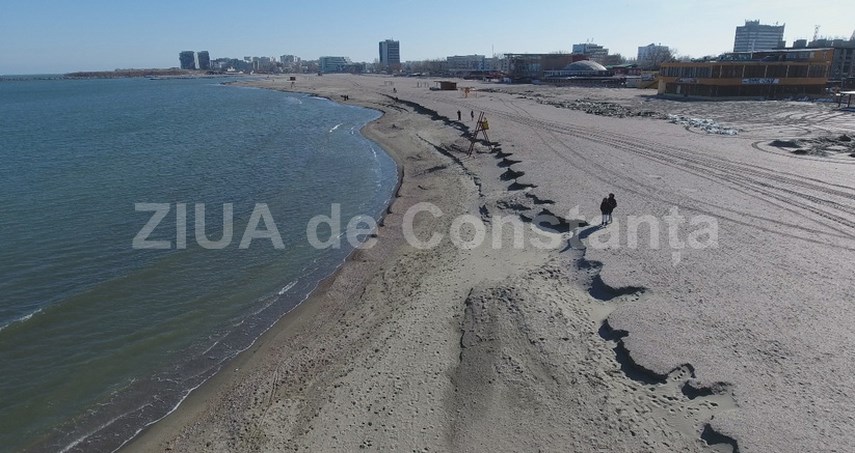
2;0;853;74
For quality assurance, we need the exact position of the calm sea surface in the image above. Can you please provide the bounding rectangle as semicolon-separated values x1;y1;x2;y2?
0;77;397;451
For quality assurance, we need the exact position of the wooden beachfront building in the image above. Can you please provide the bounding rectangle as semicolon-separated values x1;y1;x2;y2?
658;49;834;99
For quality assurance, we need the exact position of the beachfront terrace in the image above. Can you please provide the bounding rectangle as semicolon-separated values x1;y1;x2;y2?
658;48;834;98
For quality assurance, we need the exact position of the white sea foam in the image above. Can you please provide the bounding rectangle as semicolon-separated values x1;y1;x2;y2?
0;308;43;333
61;402;153;453
278;280;298;295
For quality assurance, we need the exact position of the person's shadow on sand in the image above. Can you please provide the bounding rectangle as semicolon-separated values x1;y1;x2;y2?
577;224;606;240
559;224;605;253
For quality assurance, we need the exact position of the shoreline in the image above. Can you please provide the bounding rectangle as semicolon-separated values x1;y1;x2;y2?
25;82;401;453
122;79;434;452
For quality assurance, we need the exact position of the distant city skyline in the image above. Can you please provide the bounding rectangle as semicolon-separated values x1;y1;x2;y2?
2;0;854;74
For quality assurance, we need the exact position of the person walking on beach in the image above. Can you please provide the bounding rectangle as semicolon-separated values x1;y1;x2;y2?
457;110;462;121
470;110;475;121
600;193;617;225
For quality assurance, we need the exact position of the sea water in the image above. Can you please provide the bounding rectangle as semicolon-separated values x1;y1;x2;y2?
0;77;397;451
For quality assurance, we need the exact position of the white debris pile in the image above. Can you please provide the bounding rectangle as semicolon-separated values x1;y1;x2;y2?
667;114;738;135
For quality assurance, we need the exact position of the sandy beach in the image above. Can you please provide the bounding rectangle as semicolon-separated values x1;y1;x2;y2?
125;75;855;453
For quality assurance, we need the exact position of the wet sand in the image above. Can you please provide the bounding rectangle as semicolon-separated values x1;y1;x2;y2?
125;75;855;453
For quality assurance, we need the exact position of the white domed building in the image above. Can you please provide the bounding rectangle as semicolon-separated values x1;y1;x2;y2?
542;59;623;86
545;60;610;77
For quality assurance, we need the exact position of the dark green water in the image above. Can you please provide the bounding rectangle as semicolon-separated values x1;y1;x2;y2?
0;77;397;451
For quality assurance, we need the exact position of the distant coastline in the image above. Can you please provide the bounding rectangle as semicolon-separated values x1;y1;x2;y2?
0;69;245;81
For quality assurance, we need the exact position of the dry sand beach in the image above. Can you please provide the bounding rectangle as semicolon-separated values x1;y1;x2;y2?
127;75;855;452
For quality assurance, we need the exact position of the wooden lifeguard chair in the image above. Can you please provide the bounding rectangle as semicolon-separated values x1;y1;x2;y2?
467;112;490;156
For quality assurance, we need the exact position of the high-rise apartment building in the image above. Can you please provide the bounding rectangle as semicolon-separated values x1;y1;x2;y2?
179;51;196;70
196;51;211;70
637;43;671;69
379;39;401;68
318;56;352;73
446;55;486;73
804;37;855;86
733;20;785;52
571;43;609;64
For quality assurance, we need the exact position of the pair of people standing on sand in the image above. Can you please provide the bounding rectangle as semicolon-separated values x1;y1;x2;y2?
600;193;617;226
457;110;476;121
